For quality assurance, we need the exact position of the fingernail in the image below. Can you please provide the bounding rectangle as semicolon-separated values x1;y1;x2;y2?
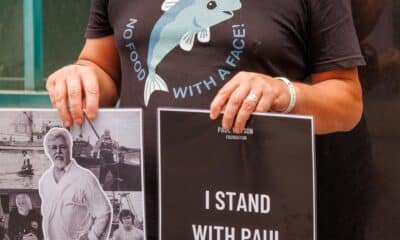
87;112;96;119
210;112;216;120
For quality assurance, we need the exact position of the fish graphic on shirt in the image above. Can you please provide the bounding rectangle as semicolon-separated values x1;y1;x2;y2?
144;0;242;105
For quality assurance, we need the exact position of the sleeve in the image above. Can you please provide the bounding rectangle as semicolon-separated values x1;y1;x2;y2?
308;0;366;73
85;175;111;240
85;0;113;38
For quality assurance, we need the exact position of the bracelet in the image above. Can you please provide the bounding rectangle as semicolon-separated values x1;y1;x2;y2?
274;77;296;113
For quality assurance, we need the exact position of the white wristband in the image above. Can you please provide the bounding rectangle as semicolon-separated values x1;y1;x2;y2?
275;77;296;113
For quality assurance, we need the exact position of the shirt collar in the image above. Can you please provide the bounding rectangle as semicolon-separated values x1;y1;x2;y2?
62;159;74;173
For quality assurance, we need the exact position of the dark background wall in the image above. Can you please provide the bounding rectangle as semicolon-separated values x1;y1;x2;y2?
0;0;23;79
362;1;400;238
42;0;91;77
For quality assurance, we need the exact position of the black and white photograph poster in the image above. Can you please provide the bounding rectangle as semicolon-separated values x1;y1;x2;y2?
0;109;146;240
107;191;145;240
158;108;316;240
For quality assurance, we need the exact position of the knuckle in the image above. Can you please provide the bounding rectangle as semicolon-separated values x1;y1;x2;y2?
70;64;80;73
68;88;82;98
270;86;280;98
46;76;57;90
86;87;99;95
242;101;255;111
81;65;93;74
263;85;273;95
54;93;64;103
46;75;54;84
217;88;230;97
229;95;242;107
261;82;279;98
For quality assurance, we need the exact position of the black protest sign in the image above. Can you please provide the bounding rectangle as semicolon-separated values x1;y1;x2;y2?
158;109;315;240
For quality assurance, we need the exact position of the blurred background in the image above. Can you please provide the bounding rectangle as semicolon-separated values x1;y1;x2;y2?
0;0;89;105
0;0;399;239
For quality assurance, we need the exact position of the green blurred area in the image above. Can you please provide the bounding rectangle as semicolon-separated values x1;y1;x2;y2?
0;0;90;90
43;0;90;77
0;0;24;81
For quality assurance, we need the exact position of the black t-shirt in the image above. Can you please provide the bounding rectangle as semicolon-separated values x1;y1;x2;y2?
86;0;366;239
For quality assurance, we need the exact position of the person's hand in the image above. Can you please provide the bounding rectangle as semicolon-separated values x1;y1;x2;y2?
22;233;38;240
79;232;90;240
46;64;100;127
210;71;291;134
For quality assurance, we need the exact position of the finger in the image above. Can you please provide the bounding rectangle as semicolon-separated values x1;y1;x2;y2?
255;94;274;112
222;85;250;130
233;90;262;133
66;73;84;125
54;78;73;127
46;75;56;106
80;68;99;120
255;85;278;112
210;80;240;120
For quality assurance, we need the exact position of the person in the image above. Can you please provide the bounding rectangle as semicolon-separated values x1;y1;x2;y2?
0;217;6;240
112;210;143;240
93;129;119;187
39;127;112;240
0;200;4;240
46;1;367;239
0;216;7;240
21;151;32;171
7;193;42;240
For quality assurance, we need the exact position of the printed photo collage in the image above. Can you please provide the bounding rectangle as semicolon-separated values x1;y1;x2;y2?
0;109;145;240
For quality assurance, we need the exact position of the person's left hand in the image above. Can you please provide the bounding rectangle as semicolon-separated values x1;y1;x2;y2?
22;233;38;240
210;71;291;134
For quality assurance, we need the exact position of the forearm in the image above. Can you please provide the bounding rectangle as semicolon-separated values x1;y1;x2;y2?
292;74;363;134
88;209;111;240
87;179;112;239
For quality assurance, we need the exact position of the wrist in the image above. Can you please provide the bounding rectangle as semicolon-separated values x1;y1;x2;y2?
273;77;297;113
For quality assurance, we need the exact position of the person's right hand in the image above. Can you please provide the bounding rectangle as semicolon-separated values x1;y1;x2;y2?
78;232;90;240
46;64;100;127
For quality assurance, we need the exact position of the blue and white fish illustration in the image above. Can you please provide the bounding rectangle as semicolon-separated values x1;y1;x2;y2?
144;0;242;105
